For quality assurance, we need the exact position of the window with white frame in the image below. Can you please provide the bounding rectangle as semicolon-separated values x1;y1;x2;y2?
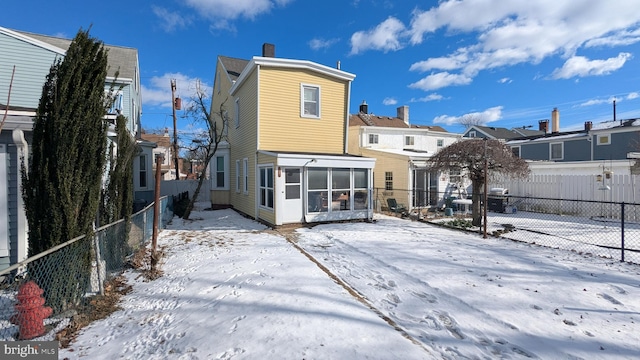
449;169;462;183
301;84;320;118
437;139;444;147
369;134;378;144
405;136;414;146
215;156;225;188
550;142;563;160
139;155;147;188
469;131;476;138
511;146;521;158
235;98;240;128
385;172;393;191
235;160;240;193
259;166;274;209
597;134;611;145
243;158;249;194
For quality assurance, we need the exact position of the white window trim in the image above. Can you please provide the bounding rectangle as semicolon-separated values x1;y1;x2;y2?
468;131;476;138
511;146;521;158
597;134;611;145
235;160;241;193
368;134;378;144
300;83;321;119
258;165;275;210
550;142;564;160
437;139;444;147
235;98;240;128
405;136;414;146
139;154;148;189
243;158;249;194
212;151;229;190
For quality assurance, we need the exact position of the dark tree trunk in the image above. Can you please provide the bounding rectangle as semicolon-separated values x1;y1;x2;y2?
471;180;483;227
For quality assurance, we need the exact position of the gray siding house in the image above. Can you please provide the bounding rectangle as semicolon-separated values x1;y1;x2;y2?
0;27;145;271
508;119;640;162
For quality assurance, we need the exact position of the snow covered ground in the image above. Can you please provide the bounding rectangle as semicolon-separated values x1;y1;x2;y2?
59;203;640;359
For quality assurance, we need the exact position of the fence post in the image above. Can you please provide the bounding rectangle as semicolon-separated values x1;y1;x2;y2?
621;202;625;263
92;233;105;296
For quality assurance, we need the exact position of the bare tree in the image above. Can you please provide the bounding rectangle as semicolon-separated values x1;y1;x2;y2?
458;114;484;129
428;139;529;226
180;80;228;220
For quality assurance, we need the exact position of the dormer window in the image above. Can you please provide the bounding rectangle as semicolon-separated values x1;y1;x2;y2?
301;84;320;118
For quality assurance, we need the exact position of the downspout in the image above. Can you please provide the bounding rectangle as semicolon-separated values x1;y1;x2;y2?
12;129;28;263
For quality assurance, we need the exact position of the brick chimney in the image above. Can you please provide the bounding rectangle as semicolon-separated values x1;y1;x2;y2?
585;121;592;131
397;105;409;125
262;43;275;57
359;100;368;114
538;120;549;133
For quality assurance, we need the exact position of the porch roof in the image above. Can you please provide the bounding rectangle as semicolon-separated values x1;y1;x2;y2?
259;150;375;169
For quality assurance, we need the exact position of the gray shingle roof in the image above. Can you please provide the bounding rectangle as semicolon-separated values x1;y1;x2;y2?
219;55;249;81
13;29;138;80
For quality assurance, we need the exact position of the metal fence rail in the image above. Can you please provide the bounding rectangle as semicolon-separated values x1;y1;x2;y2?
0;196;173;341
373;188;640;265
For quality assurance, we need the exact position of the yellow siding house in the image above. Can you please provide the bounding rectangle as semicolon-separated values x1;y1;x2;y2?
209;44;375;226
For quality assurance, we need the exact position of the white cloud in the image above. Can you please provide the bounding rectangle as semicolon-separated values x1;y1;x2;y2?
433;106;503;126
578;92;640;107
349;17;406;55
410;94;444;103
409;72;472;91
382;97;398;106
309;38;340;51
142;73;211;108
152;6;193;32
498;77;512;84
354;0;640;89
552;53;632;79
180;0;293;29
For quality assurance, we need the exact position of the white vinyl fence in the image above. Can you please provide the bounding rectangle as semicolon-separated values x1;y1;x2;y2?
492;174;640;203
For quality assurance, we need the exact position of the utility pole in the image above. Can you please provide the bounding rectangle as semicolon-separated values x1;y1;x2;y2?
483;138;488;239
171;79;179;180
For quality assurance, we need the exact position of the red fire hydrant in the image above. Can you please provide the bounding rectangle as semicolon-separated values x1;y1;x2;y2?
10;281;53;339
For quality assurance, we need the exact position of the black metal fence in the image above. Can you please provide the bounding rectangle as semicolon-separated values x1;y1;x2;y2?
374;188;640;265
0;196;174;341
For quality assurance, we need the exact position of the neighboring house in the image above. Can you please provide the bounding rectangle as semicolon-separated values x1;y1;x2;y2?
209;44;375;226
0;27;144;270
140;129;174;181
508;118;640;162
347;102;461;209
462;124;544;140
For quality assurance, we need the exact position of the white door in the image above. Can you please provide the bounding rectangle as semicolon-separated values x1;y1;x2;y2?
282;168;303;223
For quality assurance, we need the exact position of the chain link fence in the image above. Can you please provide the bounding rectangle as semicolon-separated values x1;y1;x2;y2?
374;188;640;265
0;196;173;341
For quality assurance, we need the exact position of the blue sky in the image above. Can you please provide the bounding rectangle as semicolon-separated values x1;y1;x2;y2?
4;0;640;135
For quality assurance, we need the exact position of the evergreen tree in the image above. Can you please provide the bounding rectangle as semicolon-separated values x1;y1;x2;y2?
22;29;110;310
23;28;109;255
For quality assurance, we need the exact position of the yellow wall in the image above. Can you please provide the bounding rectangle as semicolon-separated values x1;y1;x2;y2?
360;148;409;191
258;67;348;154
347;125;363;155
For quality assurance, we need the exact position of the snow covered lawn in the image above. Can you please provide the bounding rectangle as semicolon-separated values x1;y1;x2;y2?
60;205;640;359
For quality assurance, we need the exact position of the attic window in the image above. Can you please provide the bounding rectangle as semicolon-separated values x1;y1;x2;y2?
469;131;476;138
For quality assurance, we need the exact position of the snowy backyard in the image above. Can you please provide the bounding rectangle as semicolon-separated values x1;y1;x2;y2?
56;203;640;359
